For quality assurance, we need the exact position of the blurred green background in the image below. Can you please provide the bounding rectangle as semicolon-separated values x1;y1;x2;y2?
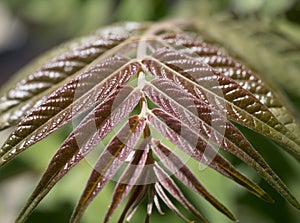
0;0;300;222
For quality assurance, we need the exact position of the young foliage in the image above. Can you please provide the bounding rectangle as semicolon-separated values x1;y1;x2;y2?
0;20;300;223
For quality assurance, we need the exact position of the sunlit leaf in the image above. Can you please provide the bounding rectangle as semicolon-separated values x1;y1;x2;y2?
104;139;150;223
0;20;299;223
193;17;300;100
15;86;142;222
70;116;147;222
142;48;300;162
0;57;141;166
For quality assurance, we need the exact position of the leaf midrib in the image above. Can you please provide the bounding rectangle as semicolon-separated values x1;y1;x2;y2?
144;56;300;152
0;60;141;164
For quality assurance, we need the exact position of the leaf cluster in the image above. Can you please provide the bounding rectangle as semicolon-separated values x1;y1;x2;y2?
0;20;300;223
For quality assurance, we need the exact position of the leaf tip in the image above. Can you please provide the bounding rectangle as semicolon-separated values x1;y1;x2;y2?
227;212;238;222
261;193;274;203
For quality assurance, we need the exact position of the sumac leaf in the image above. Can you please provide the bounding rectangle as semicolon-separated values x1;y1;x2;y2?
148;109;273;203
142;49;300;162
104;139;150;223
0;57;141;166
0;20;299;223
15;86;142;222
144;79;300;209
70;116;147;222
161;33;300;138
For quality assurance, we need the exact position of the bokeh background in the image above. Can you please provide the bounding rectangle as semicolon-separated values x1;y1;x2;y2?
0;0;300;222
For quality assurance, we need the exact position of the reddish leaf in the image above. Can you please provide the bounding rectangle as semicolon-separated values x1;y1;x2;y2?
154;163;208;223
16;87;142;222
161;33;300;137
70;116;147;222
0;21;299;223
0;35;128;130
142;51;300;162
0;58;141;166
148;109;273;202
152;142;236;221
154;182;191;223
144;79;300;209
118;185;149;223
104;139;150;223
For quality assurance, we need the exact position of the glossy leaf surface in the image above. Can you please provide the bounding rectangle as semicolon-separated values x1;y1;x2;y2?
0;20;299;223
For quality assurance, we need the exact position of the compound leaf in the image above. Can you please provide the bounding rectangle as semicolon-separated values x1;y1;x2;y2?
0;20;299;223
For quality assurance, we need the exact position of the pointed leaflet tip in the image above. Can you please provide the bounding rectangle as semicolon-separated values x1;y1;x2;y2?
154;163;208;223
0;59;141;167
0;34;129;131
15;87;142;223
70;116;147;223
142;51;300;163
148;109;272;203
103;140;150;223
153;142;237;221
1;20;300;223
